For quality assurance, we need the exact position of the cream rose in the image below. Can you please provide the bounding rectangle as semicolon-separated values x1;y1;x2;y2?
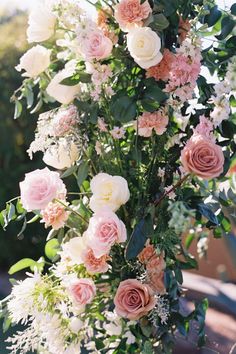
47;68;81;104
43;140;79;170
16;45;51;78
27;3;56;43
127;27;163;69
89;173;130;212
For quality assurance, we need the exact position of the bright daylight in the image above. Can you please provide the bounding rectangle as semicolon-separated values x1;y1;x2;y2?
0;0;236;353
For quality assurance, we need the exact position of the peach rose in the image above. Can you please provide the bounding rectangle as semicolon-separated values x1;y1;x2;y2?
147;271;166;295
146;253;166;275
84;210;127;258
114;279;156;320
20;167;66;211
114;0;151;32
81;247;109;274
181;134;224;179
138;241;156;264
70;278;96;306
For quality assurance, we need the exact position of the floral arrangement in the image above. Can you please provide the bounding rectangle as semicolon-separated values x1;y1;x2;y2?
1;0;236;353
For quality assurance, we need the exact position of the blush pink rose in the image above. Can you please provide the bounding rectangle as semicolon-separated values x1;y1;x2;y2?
70;278;96;306
114;279;156;320
20;167;67;211
81;247;109;274
84;210;127;258
81;30;113;61
114;0;151;32
181;134;224;179
41;202;69;230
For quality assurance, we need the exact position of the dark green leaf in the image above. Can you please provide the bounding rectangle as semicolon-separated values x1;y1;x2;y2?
205;6;222;27
111;96;137;122
231;4;236;15
125;214;153;260
216;17;235;40
77;162;89;187
196;203;219;225
150;14;169;31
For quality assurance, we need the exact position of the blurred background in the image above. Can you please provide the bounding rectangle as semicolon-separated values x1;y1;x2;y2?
0;1;235;353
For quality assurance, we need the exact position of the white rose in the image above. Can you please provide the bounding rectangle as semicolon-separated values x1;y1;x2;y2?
127;27;163;69
61;237;87;265
89;173;130;212
27;3;56;43
16;45;51;78
47;69;81;104
43;140;79;170
69;317;84;333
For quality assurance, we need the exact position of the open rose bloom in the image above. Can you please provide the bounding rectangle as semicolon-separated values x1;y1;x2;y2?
3;0;236;352
114;279;156;320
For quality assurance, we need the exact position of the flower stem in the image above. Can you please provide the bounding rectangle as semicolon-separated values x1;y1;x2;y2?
154;174;190;207
55;199;89;225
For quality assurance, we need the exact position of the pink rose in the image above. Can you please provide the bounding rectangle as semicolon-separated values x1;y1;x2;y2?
20;167;67;211
114;0;151;32
70;278;96;306
181;134;224;179
81;247;109;274
84;210;127;258
41;201;69;230
114;279;156;320
81;30;113;61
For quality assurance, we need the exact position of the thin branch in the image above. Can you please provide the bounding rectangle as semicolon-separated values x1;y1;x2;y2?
154;174;190;207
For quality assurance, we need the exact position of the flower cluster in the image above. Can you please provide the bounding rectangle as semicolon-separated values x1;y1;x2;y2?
2;0;236;353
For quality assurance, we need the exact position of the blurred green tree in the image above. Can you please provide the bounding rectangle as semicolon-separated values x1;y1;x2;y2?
0;12;45;270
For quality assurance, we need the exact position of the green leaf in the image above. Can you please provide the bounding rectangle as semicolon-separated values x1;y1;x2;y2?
7;203;16;222
60;72;91;86
142;85;168;108
61;165;78;178
3;317;11;333
150;14;169;31
125;214;153;260
45;239;60;260
216;17;235;40
111;96;137;123
205;6;222;27
142;341;153;354
231;3;236;15
185;233;195;249
14;100;22;119
9;258;36;275
196;203;219;225
77;161;89;187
